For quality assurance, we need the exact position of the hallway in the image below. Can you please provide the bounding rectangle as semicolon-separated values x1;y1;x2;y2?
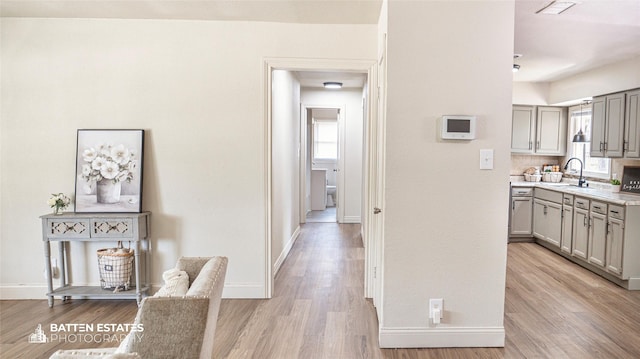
213;223;380;358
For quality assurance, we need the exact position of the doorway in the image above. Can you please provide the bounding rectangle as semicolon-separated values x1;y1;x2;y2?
264;58;380;301
302;106;342;224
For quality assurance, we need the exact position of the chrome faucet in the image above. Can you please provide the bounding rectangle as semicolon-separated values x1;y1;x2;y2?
564;157;587;187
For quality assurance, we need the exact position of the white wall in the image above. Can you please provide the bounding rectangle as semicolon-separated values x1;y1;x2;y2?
0;17;377;299
512;82;550;105
301;88;364;223
271;70;301;274
548;56;640;104
380;0;513;347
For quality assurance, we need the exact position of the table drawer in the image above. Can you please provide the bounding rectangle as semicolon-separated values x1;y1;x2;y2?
46;218;91;238
91;218;134;238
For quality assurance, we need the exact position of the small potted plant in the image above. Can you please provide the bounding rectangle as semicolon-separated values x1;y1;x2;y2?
610;178;621;193
48;193;71;215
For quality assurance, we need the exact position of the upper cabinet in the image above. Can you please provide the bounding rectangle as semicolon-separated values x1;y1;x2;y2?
511;105;567;155
624;89;640;158
591;93;625;158
511;106;535;153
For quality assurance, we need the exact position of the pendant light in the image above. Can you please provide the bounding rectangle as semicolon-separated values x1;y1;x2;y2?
572;101;590;143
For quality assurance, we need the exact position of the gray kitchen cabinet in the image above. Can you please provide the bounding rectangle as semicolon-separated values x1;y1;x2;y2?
588;201;608;268
572;198;590;260
510;188;533;236
533;189;562;247
535;106;567;155
607;205;625;276
591;93;625;158
560;195;574;254
515;184;640;290
624;89;640;158
511;105;566;155
511;106;536;153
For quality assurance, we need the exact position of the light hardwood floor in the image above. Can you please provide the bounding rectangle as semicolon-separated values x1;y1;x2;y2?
2;223;640;358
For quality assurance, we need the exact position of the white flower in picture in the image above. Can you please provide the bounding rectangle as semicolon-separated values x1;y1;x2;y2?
82;148;97;162
91;156;106;170
111;144;130;164
100;161;120;179
79;143;136;184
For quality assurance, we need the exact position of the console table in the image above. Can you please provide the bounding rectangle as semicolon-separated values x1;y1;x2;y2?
41;212;151;307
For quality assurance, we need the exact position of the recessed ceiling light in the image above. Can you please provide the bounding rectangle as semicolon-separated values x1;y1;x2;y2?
513;64;521;73
323;82;343;89
536;1;576;15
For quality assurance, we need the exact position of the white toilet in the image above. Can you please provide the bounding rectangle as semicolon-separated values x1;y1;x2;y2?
326;185;336;207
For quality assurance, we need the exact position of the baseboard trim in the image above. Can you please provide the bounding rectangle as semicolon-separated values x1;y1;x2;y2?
342;215;361;224
273;226;301;276
1;282;268;300
379;326;505;348
222;282;267;298
0;285;49;300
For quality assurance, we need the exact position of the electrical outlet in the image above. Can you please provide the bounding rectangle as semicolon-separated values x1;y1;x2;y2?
429;298;443;321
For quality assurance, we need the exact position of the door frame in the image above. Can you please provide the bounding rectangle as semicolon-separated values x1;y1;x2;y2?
264;57;379;298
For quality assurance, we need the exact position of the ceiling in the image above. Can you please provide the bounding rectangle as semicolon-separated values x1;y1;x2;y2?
295;71;366;89
514;0;640;82
1;0;639;86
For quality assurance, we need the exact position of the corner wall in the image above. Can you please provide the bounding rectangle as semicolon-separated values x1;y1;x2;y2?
380;1;513;347
271;70;301;274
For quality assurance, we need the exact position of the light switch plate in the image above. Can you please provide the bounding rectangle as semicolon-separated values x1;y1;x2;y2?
480;149;493;170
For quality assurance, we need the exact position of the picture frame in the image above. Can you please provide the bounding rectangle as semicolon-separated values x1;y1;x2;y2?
621;166;640;195
74;129;144;213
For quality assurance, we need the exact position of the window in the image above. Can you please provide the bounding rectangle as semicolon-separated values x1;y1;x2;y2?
567;104;610;178
313;120;338;160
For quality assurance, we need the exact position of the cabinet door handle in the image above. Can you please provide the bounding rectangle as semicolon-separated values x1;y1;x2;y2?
600;142;604;152
529;141;532;150
536;141;540;150
544;205;548;215
624;141;629;151
584;216;587;226
512;201;515;210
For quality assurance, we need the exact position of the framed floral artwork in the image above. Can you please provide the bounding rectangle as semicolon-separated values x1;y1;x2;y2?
75;129;144;213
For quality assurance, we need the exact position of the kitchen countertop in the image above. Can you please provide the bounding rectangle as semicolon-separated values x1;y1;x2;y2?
511;181;640;206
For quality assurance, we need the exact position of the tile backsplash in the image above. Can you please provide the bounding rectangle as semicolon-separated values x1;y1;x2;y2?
511;154;640;182
510;155;562;175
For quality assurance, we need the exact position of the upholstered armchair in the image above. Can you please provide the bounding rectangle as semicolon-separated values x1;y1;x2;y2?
50;256;228;359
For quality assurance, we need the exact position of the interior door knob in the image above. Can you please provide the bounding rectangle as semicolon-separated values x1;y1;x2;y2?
374;207;382;214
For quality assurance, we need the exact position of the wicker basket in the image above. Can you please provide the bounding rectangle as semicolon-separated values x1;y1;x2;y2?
97;245;134;291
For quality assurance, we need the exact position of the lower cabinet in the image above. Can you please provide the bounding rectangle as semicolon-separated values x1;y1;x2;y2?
509;188;533;237
533;193;562;247
588;201;608;268
561;201;573;254
572;198;590;260
606;205;625;276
